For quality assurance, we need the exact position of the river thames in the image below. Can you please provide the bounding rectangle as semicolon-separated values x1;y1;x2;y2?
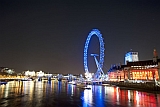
0;80;160;107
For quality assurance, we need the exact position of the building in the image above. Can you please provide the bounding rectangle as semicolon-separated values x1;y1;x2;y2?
108;49;160;82
36;71;45;77
125;51;139;65
0;67;15;74
108;64;127;81
24;70;36;77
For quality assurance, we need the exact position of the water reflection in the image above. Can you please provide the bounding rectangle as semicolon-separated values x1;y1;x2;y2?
0;81;160;107
83;86;93;107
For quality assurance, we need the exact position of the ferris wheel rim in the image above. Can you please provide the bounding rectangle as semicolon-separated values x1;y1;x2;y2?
83;29;105;73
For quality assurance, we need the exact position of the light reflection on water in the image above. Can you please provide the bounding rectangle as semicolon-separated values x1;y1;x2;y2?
0;81;160;107
83;86;93;107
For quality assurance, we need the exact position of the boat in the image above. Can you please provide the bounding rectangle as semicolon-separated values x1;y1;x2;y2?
72;82;77;85
68;81;72;84
81;87;91;90
21;78;33;81
68;81;76;85
0;81;7;85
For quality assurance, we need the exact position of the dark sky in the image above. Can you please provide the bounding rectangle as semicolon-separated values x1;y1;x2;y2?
0;0;160;74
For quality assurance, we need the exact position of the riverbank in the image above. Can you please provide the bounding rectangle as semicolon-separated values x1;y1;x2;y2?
102;81;160;93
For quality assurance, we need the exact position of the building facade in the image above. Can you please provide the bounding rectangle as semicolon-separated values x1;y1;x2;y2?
108;49;160;82
125;51;139;65
0;67;15;74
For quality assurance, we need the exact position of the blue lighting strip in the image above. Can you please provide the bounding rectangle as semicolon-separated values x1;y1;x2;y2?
83;29;105;73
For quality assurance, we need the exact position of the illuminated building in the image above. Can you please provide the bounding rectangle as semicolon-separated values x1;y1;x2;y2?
36;71;44;77
24;70;36;77
0;67;15;74
125;51;139;65
44;73;52;77
108;65;127;81
108;49;160;82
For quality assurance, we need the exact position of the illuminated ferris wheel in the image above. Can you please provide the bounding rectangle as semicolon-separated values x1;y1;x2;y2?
83;29;105;79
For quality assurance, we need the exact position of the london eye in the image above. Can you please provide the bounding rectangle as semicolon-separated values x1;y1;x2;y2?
84;29;105;79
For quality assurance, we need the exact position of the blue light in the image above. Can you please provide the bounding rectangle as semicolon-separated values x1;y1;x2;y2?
83;29;105;73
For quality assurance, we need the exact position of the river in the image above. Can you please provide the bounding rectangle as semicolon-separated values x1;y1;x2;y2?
0;80;160;107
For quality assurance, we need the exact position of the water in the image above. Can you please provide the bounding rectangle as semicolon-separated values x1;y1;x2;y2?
0;80;160;107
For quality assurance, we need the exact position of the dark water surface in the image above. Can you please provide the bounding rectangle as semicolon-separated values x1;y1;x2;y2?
0;80;160;107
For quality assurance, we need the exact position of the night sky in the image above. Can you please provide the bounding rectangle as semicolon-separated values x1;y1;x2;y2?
0;0;160;74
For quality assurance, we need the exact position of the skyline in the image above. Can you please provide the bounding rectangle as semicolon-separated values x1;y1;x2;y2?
0;0;160;74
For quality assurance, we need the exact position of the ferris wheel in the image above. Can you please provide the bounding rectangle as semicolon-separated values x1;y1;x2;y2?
83;29;105;80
